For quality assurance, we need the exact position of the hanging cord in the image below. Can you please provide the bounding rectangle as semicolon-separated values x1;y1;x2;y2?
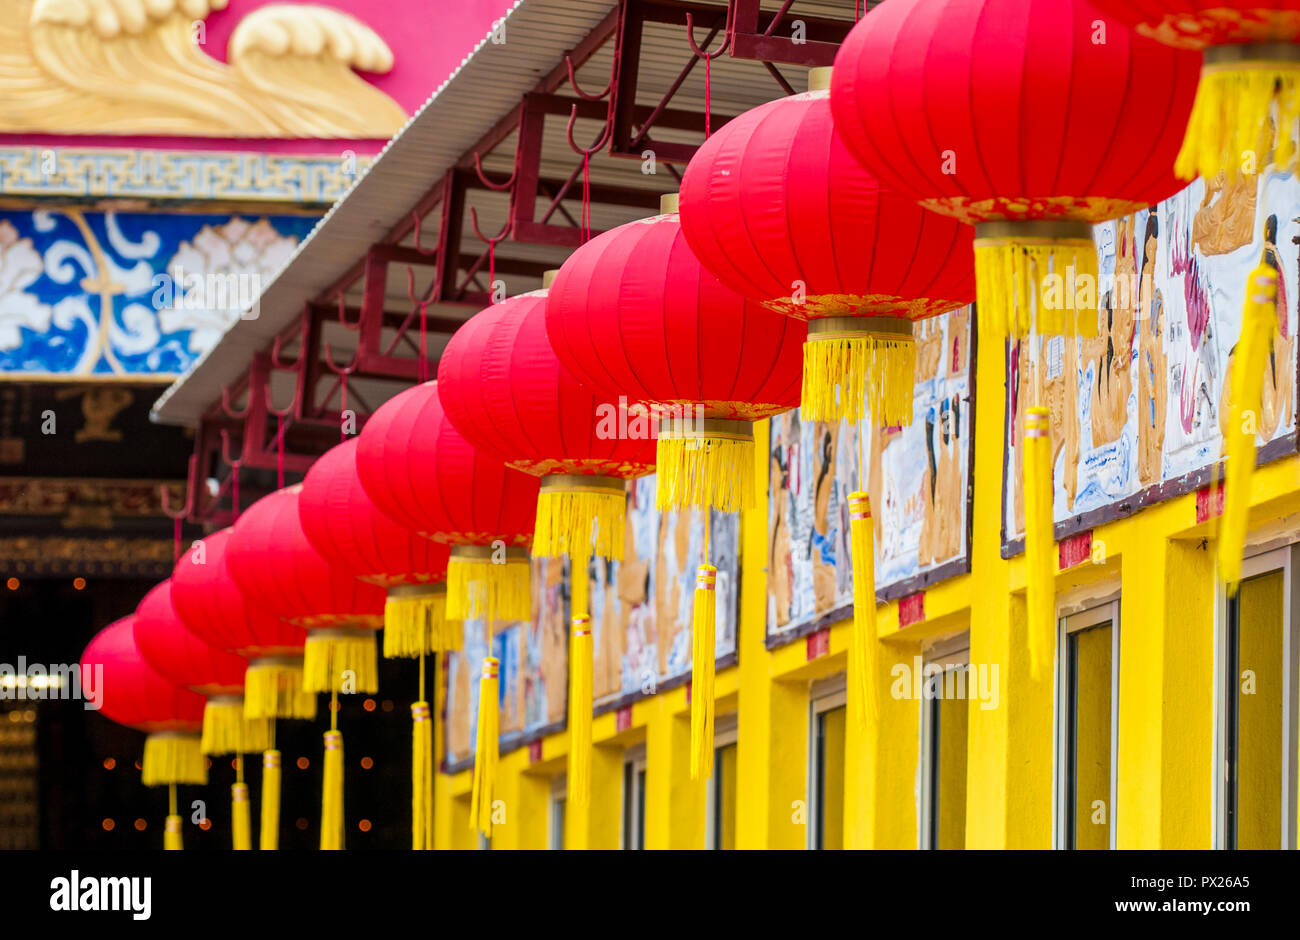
172;516;181;565
419;302;429;383
276;412;286;490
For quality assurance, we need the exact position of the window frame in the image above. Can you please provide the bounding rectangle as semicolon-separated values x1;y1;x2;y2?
548;775;567;851
918;634;971;850
1053;599;1120;850
621;744;647;851
1213;544;1299;850
807;675;846;850
705;713;739;850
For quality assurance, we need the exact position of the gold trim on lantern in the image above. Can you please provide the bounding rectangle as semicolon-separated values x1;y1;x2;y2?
655;417;755;513
533;473;629;562
446;545;532;622
973;219;1100;339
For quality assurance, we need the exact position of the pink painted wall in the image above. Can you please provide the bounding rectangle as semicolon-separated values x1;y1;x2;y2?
2;0;514;155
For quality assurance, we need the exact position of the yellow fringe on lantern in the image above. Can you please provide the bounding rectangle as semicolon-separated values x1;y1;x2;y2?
567;559;593;806
446;549;531;623
320;728;344;850
848;493;879;724
1024;407;1056;682
231;781;251;850
142;732;207;787
802;328;916;426
259;749;281;850
244;658;317;721
200;697;273;756
656;429;754;513
411;701;434;850
385;585;459;658
164;814;183;851
1177;61;1300;183
469;657;500;838
1220;262;1279;593
303;628;378;695
973;232;1100;339
533;478;627;561
690;564;717;782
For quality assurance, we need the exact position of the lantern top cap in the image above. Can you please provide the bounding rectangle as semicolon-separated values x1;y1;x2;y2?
542;269;559;289
807;66;831;92
659;192;679;215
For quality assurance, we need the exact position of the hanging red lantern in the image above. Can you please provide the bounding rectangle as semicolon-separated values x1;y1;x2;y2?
80;616;206;848
438;285;656;560
437;279;657;809
831;0;1199;686
226;486;385;696
170;527;316;722
680;68;975;427
1089;0;1300;181
135;579;271;757
830;0;1199;340
299;437;454;659
355;380;539;625
546;195;805;515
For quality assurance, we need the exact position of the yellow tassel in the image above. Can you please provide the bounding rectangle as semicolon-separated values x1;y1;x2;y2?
973;229;1100;339
848;492;879;723
1177;61;1300;183
803;320;916;426
411;701;434;849
163;815;183;851
446;548;531;622
320;728;345;850
690;564;717;782
231;781;251;850
1024;406;1056;681
533;476;628;561
259;749;281;850
201;696;273;755
656;421;755;513
567;558;593;806
1220;262;1279;592
385;584;459;658
142;732;206;787
243;657;318;721
469;657;500;837
303;628;379;695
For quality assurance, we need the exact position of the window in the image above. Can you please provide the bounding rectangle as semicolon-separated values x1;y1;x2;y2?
549;777;566;851
1056;602;1119;850
808;676;846;850
919;635;970;850
1218;546;1299;849
621;746;646;850
706;715;738;850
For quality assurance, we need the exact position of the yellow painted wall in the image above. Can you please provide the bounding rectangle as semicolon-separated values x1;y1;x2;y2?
1237;570;1284;849
427;342;1300;850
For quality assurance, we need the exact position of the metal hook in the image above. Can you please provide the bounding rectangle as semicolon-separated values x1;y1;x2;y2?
220;383;251;421
469;206;514;248
159;457;196;520
407;265;437;306
565;51;614;101
269;331;300;371
219;429;243;469
266;381;298;418
322;338;360;376
565;102;612;158
472;151;517;192
410;209;437;256
685;11;731;60
336;292;360;330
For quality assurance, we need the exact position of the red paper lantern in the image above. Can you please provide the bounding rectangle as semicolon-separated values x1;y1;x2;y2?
1088;1;1300;180
171;527;315;721
830;0;1199;338
546;197;805;513
80;617;207;787
135;579;272;756
227;486;385;695
356;381;539;623
438;288;656;561
299;437;455;657
680;69;975;426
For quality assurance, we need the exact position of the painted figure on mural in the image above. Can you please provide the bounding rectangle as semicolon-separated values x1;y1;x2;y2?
1138;213;1169;487
1086;216;1136;449
769;416;796;628
810;425;838;611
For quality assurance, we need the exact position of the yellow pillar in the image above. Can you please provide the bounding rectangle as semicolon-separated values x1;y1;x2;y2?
644;690;706;848
965;334;1053;848
844;630;923;848
564;714;623;849
1117;515;1215;848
